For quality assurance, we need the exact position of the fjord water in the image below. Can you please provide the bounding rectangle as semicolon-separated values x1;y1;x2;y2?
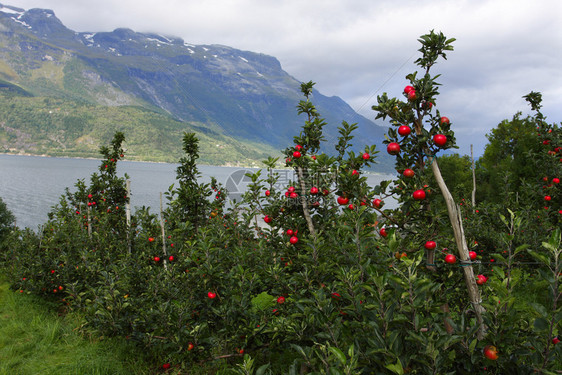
0;154;393;230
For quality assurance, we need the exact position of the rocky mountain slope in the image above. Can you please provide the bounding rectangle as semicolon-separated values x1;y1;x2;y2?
0;3;391;169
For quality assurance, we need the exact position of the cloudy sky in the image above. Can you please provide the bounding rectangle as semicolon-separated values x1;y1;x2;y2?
5;0;562;156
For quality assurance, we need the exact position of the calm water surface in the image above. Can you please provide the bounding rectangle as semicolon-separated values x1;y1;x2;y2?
0;154;393;230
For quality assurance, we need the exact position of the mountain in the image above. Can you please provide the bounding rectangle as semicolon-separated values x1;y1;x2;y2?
0;3;392;169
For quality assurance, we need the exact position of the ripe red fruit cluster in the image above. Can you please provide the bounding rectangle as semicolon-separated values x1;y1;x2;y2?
285;186;298;199
277;296;285;304
373;198;383;208
264;215;272;224
208;291;217;299
379;227;387;237
404;85;416;101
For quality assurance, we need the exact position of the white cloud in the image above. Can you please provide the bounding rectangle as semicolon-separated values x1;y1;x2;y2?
6;0;562;156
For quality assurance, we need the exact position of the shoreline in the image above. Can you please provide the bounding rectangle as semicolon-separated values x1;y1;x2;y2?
1;152;388;175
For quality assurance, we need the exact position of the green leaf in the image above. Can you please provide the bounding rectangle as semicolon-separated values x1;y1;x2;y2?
256;363;271;375
385;359;404;375
534;317;549;331
328;347;346;365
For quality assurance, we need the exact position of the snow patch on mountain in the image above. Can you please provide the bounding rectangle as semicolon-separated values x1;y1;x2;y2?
0;4;24;16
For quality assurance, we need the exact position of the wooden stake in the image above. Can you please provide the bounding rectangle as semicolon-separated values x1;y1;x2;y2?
431;158;487;339
471;145;476;209
160;192;168;271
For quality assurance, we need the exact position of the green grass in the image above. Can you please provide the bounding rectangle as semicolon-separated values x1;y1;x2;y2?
0;280;155;375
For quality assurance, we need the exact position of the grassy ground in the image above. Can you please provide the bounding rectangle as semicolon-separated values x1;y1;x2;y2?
0;280;155;375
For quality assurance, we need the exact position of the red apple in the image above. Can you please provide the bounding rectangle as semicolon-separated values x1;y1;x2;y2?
403;168;415;178
310;186;319;195
337;196;349;205
169;255;174;262
293;151;301;158
476;274;488;285
444;254;457;264
413;189;426;200
289;236;299;245
352;169;359;176
373;198;383;208
264;215;272;224
265;190;271;197
422;101;433;110
440;116;450;125
362;152;370;160
379;228;387;237
208;291;217;299
154;256;160;262
553;336;560;345
289;192;298;199
424;241;436;250
162;363;171;370
553;178;560;184
407;90;417;101
277;296;285;304
469;251;477;260
288;186;295;193
148;237;155;242
483;345;498;360
403;85;414;94
398;125;411;136
286;229;294;236
295;144;303;151
387;142;401;155
433;134;447;147
544;196;552;201
348;204;354;210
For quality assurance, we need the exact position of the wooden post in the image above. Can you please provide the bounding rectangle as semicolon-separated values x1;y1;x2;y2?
160;192;168;271
431;158;487;340
297;166;316;238
87;205;92;237
126;179;131;254
471;145;476;209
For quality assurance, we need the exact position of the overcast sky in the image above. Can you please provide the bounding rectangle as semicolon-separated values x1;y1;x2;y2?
5;0;562;156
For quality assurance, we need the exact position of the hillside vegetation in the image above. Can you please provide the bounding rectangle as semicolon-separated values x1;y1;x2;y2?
0;91;279;165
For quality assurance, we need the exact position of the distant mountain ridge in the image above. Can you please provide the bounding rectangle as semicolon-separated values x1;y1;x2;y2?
0;3;391;169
